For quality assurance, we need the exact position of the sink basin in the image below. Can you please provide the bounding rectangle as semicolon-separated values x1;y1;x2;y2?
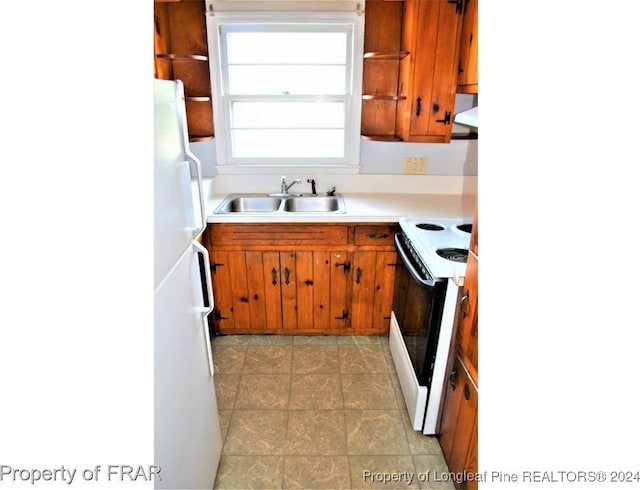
213;193;346;214
215;195;282;213
283;196;345;213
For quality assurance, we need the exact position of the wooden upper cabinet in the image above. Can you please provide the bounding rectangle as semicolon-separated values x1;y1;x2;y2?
457;0;478;93
396;0;463;143
154;0;214;141
361;0;464;143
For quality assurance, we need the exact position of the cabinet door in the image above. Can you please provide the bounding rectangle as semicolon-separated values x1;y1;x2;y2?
438;356;464;463
457;0;478;93
439;356;478;489
281;250;350;332
351;251;397;333
210;251;280;333
397;0;463;142
456;251;478;377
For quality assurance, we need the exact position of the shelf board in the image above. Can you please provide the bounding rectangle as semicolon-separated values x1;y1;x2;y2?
189;135;214;142
362;94;406;101
364;51;409;60
185;96;212;102
156;53;208;62
361;134;404;142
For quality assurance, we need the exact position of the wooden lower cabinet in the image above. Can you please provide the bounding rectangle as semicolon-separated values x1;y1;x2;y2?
439;355;478;490
205;223;398;335
351;251;397;331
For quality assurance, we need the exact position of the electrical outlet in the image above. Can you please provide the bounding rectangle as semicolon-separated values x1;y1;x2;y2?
403;157;427;174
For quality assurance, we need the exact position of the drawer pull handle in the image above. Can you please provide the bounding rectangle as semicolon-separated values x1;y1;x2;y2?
368;233;389;239
460;289;470;318
449;369;458;390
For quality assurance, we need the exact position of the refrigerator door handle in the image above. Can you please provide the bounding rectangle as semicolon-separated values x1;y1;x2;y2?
188;153;207;239
175;79;206;239
193;241;215;377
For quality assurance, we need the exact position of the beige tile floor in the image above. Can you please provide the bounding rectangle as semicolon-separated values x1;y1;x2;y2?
212;334;454;490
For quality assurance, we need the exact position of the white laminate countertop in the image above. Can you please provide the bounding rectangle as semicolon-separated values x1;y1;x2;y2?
204;192;476;223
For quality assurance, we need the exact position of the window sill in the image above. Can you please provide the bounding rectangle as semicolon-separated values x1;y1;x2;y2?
215;164;360;175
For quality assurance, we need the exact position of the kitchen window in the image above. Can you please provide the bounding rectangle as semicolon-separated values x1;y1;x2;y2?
207;8;364;173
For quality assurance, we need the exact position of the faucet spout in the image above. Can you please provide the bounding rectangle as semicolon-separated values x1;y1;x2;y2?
279;176;302;195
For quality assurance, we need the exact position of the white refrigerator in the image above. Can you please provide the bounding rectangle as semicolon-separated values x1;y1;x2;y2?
154;78;222;489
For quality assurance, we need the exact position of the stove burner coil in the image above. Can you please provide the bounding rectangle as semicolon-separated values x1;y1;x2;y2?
456;224;472;233
416;223;445;231
436;248;469;263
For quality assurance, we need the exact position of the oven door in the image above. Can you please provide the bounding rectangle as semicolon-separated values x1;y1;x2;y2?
389;233;447;431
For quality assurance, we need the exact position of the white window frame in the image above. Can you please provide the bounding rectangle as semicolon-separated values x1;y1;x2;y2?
207;9;364;174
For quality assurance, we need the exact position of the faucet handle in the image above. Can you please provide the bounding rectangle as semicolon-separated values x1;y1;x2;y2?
326;186;336;196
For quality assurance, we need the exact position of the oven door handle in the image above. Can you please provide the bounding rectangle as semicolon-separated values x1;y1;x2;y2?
394;233;439;287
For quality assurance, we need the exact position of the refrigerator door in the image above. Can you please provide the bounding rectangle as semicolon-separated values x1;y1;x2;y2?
154;79;206;290
154;243;222;489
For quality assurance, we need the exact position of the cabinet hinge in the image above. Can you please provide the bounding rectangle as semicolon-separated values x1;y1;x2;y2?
436;111;452;125
210;262;224;273
214;309;229;321
447;0;464;14
336;261;351;273
334;309;350;320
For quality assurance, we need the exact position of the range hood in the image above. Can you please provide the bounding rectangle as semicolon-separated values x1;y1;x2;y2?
454;106;478;129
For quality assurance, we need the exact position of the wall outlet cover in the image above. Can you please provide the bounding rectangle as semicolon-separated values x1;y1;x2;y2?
403;157;427;174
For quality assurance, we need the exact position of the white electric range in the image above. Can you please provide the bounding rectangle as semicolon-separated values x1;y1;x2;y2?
398;216;473;283
389;216;473;434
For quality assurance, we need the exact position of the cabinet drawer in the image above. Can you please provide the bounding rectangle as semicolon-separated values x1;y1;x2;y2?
208;223;349;248
353;224;397;246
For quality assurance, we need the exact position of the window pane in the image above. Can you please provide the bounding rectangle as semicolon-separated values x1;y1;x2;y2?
227;32;347;64
232;129;344;158
232;102;344;129
228;65;346;95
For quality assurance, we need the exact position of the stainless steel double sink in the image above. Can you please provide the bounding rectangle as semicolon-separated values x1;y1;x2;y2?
213;193;346;214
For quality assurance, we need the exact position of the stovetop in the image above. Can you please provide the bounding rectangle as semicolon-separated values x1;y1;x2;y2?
399;217;472;280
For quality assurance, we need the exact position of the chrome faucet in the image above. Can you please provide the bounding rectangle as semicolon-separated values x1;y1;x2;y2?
281;176;302;194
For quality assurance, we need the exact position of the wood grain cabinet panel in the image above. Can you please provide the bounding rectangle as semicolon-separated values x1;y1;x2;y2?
396;0;463;143
457;0;478;93
204;223;396;335
439;355;478;490
456;251;478;380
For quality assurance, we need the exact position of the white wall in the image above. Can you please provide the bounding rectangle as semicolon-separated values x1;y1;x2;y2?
190;137;477;178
